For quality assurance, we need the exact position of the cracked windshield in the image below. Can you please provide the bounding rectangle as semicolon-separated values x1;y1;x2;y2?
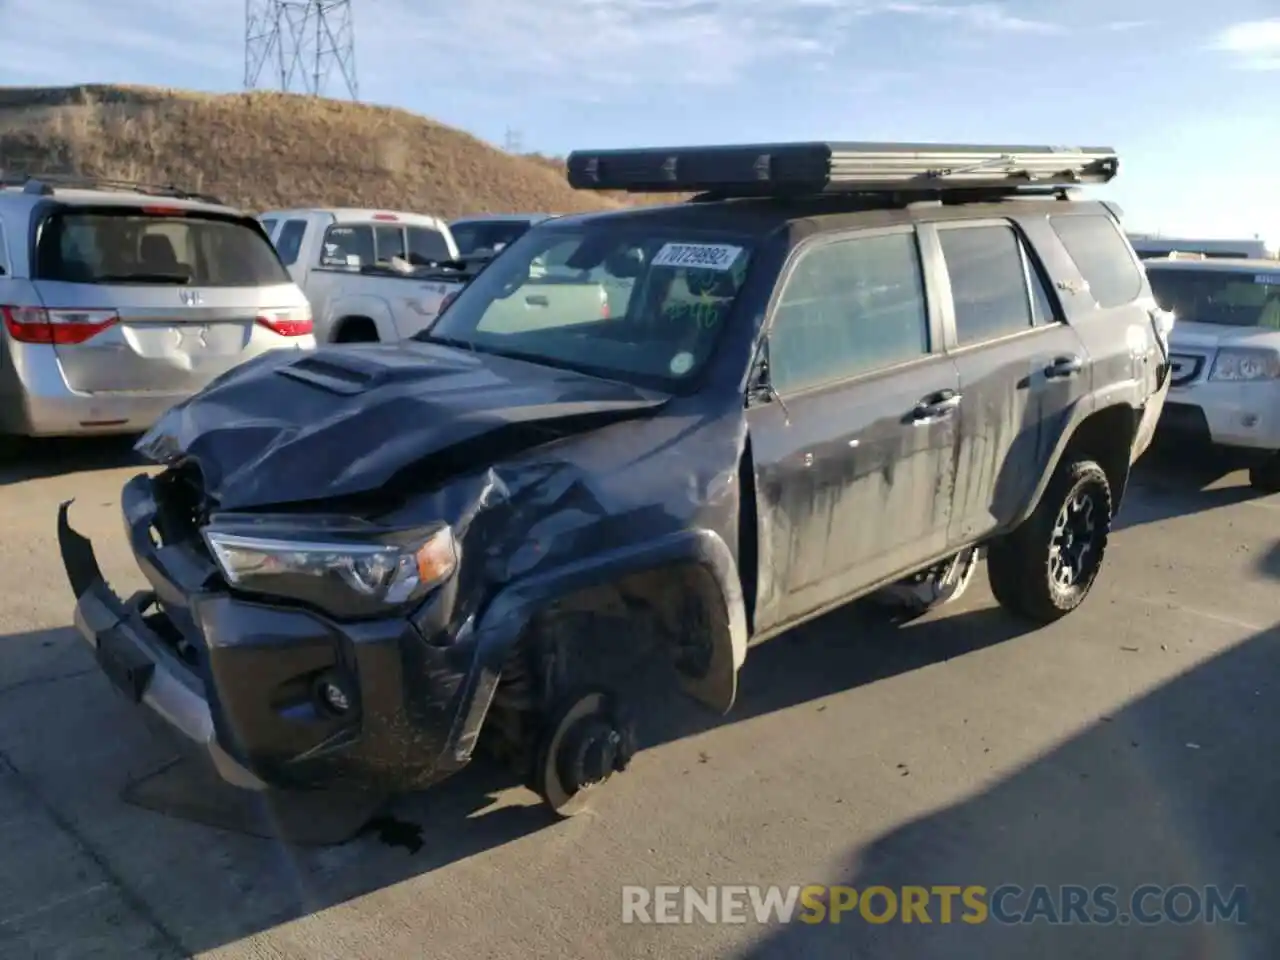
0;2;1276;959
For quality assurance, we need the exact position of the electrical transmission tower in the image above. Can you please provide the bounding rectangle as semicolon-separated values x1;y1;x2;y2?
244;0;358;100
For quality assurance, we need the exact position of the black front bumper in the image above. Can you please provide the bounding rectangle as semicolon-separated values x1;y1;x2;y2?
57;474;493;793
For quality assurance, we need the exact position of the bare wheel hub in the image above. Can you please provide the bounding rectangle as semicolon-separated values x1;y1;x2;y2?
533;689;636;817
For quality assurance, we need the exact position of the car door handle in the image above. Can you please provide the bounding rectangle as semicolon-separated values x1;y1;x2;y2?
911;391;962;422
525;294;549;306
1044;355;1084;378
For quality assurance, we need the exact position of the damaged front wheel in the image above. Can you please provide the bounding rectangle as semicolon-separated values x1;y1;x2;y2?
531;688;637;818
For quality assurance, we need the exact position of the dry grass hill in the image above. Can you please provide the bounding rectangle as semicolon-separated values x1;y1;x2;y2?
0;84;679;217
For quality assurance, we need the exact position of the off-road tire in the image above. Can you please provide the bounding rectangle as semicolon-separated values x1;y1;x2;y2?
986;459;1113;624
1248;453;1280;494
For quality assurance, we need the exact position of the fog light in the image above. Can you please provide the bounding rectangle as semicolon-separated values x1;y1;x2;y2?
315;674;352;715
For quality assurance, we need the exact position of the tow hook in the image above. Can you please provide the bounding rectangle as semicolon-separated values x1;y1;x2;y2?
532;688;636;817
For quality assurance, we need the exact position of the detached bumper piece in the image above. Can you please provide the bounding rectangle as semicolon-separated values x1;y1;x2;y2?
57;502;265;790
56;475;481;794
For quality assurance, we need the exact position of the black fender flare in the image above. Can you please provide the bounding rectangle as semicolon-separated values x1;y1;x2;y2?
441;529;749;767
1008;395;1143;530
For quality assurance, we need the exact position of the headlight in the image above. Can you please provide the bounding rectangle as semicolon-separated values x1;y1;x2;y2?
203;523;458;618
1208;348;1280;382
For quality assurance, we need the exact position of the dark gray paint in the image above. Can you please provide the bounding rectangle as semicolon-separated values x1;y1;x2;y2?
59;194;1171;794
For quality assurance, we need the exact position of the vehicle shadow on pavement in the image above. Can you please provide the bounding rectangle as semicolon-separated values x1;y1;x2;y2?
637;600;1033;751
1253;542;1280;582
0;597;1041;956
1118;448;1260;531
734;621;1280;960
0;436;145;486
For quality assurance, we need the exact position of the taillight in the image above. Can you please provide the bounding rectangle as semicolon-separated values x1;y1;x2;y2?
256;307;313;336
438;291;458;315
600;289;611;319
1;305;119;345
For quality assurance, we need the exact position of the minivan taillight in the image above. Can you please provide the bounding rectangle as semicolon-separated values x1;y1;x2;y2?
256;307;313;336
1;306;119;345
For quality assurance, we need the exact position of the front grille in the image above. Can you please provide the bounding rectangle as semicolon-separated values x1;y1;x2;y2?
1168;353;1205;388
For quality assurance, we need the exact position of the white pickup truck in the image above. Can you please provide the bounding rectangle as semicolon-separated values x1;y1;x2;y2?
258;207;469;343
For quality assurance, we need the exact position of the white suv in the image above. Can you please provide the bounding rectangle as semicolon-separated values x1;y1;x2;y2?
1147;256;1280;490
0;175;314;440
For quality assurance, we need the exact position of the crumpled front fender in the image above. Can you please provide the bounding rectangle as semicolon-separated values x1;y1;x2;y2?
441;527;749;767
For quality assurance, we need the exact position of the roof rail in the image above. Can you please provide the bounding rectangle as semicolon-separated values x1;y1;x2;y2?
0;172;224;205
566;141;1119;198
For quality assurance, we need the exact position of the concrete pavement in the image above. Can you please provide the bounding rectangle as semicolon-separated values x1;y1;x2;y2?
0;439;1275;959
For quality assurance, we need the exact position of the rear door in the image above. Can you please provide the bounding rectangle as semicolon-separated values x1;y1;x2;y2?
31;205;304;396
920;218;1088;546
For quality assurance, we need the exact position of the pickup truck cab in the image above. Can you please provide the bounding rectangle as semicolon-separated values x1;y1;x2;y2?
60;141;1170;819
258;208;463;343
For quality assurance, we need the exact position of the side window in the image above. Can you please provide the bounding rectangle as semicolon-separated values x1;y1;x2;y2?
373;225;405;263
1049;214;1142;308
319;224;374;267
769;231;929;394
938;224;1036;346
259;218;278;239
274;219;307;265
406;227;451;265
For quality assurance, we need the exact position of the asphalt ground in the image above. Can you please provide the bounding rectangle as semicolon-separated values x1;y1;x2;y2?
0;438;1275;959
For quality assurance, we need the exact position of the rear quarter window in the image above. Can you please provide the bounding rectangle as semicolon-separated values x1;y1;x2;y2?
1048;213;1143;309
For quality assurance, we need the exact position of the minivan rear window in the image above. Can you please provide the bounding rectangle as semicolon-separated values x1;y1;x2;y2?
34;210;292;287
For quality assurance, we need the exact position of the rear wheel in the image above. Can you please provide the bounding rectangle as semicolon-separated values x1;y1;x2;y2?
1248;452;1280;493
987;459;1112;624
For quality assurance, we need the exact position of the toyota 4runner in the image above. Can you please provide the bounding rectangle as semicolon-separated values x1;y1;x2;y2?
58;141;1171;817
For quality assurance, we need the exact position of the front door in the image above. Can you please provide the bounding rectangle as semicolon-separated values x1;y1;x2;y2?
921;220;1090;545
746;227;962;635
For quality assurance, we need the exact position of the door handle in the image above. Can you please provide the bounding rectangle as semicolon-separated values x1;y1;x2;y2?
525;294;549;306
1044;355;1084;378
911;391;962;422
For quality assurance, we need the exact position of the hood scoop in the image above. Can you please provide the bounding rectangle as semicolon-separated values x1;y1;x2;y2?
277;347;480;396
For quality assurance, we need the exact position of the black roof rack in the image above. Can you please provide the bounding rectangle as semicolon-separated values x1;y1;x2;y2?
0;172;225;205
565;141;1118;198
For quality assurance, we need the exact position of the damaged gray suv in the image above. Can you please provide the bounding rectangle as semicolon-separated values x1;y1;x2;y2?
59;141;1171;816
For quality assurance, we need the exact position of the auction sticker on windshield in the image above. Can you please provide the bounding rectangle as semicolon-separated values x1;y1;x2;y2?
652;243;744;270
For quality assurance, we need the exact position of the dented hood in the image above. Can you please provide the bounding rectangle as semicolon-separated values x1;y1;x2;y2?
137;341;669;510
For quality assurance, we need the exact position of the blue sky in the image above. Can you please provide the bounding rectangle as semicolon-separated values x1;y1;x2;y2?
1;0;1278;242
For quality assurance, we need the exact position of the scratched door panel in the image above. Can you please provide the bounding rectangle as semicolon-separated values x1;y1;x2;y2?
748;355;960;630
